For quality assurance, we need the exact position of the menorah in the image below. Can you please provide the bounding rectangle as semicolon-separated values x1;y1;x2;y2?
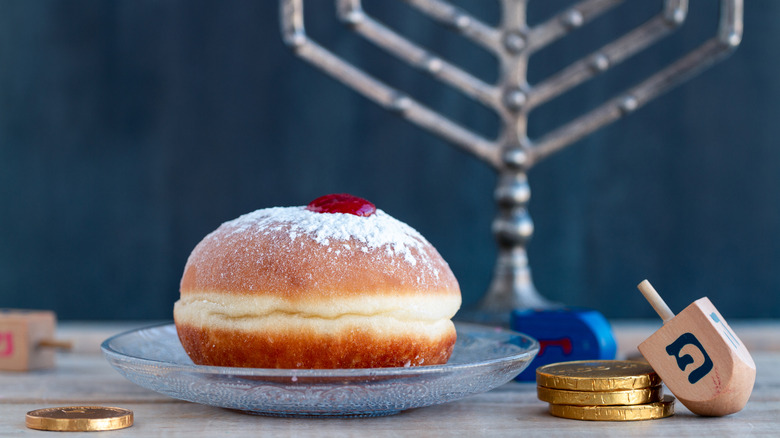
280;0;743;314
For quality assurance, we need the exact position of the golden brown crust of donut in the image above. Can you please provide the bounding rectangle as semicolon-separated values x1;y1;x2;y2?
176;321;457;369
174;206;461;369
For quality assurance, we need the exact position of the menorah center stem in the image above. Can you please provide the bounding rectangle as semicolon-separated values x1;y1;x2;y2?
493;169;533;249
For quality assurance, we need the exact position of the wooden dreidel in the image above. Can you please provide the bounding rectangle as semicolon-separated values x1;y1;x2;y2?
0;310;72;371
636;280;756;416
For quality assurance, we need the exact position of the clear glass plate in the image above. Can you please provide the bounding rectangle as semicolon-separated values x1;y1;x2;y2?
101;322;538;418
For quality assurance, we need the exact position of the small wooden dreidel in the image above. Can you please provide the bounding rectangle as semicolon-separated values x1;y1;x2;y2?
511;307;617;381
636;280;756;416
0;309;72;371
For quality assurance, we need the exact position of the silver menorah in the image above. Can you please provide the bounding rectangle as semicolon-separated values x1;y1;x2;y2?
281;0;743;314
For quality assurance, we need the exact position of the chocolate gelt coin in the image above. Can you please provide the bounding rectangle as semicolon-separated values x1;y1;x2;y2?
25;406;133;432
536;360;661;391
537;385;663;406
548;395;675;421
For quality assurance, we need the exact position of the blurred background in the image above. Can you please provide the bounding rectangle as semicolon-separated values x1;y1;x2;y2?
0;0;777;320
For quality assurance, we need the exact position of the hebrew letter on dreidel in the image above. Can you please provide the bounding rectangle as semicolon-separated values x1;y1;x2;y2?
666;332;713;384
637;280;755;416
539;338;573;356
710;312;741;350
0;332;13;357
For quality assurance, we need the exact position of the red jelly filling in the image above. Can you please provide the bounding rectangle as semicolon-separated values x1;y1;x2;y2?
306;193;376;217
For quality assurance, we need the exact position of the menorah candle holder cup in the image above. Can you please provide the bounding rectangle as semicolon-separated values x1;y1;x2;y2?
281;0;744;316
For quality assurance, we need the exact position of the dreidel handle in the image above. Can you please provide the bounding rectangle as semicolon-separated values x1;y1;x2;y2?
37;339;73;351
637;280;675;323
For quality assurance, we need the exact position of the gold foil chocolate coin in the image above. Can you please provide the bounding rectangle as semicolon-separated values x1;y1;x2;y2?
537;385;663;406
25;406;133;432
536;360;661;391
548;395;675;421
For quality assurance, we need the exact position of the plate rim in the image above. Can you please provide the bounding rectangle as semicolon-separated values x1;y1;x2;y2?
101;321;539;378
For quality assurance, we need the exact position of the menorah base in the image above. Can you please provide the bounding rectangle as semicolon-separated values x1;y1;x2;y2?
458;247;557;326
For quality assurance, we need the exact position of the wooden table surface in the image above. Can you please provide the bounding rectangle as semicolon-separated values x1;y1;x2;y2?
1;320;778;437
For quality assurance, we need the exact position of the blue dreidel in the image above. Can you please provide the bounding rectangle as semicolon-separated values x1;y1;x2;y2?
511;307;617;381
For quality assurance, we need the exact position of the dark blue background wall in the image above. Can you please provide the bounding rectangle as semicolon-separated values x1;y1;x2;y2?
1;1;777;320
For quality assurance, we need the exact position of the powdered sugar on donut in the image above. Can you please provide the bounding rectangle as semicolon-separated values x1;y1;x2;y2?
181;205;460;299
226;206;430;266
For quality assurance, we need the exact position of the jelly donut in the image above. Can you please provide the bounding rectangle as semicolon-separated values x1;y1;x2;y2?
173;194;462;369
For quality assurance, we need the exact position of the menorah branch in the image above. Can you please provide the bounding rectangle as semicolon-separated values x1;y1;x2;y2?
527;6;684;110
281;0;501;167
526;0;623;53
402;0;502;52
531;0;741;164
339;1;501;110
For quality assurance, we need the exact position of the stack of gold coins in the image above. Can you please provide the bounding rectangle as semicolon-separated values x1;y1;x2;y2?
536;360;675;421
